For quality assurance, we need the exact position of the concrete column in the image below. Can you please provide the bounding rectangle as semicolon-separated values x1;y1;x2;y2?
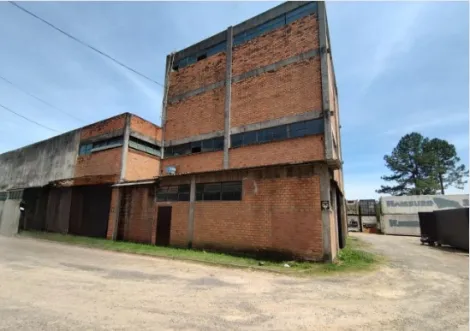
318;163;332;262
223;26;233;169
119;114;131;182
317;2;333;161
160;54;172;160
111;188;121;241
187;176;196;248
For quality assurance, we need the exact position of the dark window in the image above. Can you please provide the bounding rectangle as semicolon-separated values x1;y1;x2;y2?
221;182;242;201
213;136;224;151
290;119;324;138
195;181;242;201
191;141;202;154
177;184;190;201
243;131;257;145
197;54;207;61
165;137;224;157
196;184;204;201
203;183;221;201
202;138;214;152
92;137;123;150
129;137;160;156
231;134;243;148
79;143;92;155
157;186;189;202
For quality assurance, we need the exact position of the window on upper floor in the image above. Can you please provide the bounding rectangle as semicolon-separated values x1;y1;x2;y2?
165;136;224;158
230;118;324;149
172;3;317;71
129;137;161;157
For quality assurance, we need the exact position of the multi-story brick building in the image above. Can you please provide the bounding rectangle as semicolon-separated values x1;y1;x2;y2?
0;1;346;262
110;1;346;261
0;113;161;238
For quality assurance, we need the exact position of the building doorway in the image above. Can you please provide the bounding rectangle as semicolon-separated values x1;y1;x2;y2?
156;206;172;246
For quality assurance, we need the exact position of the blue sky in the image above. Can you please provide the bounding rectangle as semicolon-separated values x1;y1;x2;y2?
0;1;468;199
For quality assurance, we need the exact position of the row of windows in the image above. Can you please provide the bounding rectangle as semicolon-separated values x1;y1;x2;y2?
79;136;160;157
129;137;161;157
173;2;317;71
165;136;224;157
231;119;324;148
0;192;7;201
79;137;123;155
156;181;242;202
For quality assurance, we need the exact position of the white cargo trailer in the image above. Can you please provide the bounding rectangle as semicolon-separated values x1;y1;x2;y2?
381;194;469;215
381;214;421;236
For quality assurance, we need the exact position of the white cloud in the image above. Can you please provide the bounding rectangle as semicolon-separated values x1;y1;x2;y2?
383;112;469;136
360;3;426;93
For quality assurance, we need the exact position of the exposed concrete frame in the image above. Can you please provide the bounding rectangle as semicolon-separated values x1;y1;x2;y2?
187;175;196;248
160;54;172;160
172;1;311;63
129;130;162;147
168;48;320;105
230;110;323;135
119;114;131;182
318;163;332;262
223;26;233;169
317;2;333;162
111;188;121;241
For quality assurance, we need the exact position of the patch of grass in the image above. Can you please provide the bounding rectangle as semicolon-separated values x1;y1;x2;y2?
19;231;382;276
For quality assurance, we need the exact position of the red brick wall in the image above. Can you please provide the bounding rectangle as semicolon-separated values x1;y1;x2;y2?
168;52;226;97
165;88;225;141
126;149;160;181
106;187;120;239
130;115;162;141
118;186;155;244
80;114;126;140
232;14;318;76
229;135;324;169
161;151;223;175
193;176;323;260
75;148;122;179
231;58;322;127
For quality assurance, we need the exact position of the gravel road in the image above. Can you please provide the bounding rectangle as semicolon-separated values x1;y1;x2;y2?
0;233;467;330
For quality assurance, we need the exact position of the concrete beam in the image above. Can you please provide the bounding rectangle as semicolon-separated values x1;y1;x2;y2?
230;110;323;135
119;114;131;182
168;48;320;105
223;26;233;170
129;130;161;147
232;48;319;84
168;81;225;105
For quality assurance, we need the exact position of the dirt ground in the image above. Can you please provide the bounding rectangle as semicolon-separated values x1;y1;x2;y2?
0;233;467;331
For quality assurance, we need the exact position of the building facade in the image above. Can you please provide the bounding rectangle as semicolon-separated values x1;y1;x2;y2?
0;113;161;238
0;1;346;262
109;1;346;261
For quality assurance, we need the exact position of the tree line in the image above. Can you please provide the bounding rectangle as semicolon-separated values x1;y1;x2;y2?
377;132;468;196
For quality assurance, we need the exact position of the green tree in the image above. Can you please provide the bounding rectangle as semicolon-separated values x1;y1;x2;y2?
377;133;439;196
425;138;469;194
